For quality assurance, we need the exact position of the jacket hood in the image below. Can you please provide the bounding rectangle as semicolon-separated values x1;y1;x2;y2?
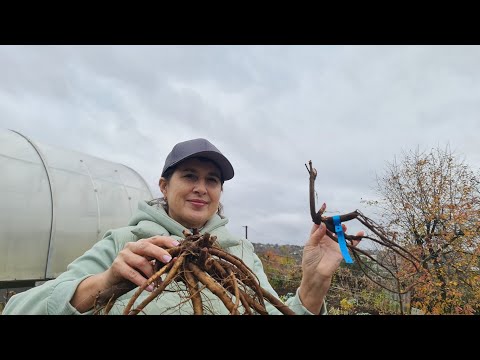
127;201;241;248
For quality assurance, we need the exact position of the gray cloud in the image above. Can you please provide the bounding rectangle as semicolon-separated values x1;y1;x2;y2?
1;45;480;247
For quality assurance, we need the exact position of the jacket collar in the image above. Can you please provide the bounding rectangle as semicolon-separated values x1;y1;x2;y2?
129;201;241;248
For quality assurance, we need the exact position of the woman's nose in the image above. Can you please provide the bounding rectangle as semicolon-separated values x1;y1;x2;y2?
193;180;207;194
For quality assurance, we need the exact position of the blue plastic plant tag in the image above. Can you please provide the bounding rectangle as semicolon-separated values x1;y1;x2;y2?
332;215;353;264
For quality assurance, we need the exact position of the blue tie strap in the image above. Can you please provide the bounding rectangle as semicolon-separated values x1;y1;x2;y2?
332;215;354;264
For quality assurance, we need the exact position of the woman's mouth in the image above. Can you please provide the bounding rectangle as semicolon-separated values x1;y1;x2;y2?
188;199;208;207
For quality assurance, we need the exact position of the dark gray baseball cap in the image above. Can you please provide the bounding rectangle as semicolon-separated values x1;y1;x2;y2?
161;138;234;181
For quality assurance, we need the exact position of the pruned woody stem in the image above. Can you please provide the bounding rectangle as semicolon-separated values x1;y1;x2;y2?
93;228;295;315
306;160;422;294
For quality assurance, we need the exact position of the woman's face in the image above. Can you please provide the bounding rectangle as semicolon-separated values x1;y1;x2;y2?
160;158;223;229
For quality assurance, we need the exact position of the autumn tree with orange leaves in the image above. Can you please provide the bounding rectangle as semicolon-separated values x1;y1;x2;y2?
372;146;480;314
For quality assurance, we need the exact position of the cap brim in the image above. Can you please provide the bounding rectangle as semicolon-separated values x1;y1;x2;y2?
164;150;234;181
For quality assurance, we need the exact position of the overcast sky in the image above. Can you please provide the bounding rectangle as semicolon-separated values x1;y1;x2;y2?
1;45;479;246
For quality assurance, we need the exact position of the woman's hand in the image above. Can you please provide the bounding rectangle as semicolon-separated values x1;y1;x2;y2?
71;235;180;313
299;222;363;314
104;235;180;289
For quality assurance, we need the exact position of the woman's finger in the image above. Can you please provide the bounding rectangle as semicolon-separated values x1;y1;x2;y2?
148;235;181;248
128;239;175;264
350;231;364;247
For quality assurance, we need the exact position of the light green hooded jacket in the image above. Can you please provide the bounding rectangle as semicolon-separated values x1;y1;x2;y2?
3;201;325;315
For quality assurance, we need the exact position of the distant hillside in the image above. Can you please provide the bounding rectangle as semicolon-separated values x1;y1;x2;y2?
252;243;303;264
251;243;304;296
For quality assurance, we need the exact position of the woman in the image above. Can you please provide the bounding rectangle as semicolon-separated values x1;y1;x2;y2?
3;138;362;315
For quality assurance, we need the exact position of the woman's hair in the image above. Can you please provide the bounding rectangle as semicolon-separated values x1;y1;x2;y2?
148;159;225;218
